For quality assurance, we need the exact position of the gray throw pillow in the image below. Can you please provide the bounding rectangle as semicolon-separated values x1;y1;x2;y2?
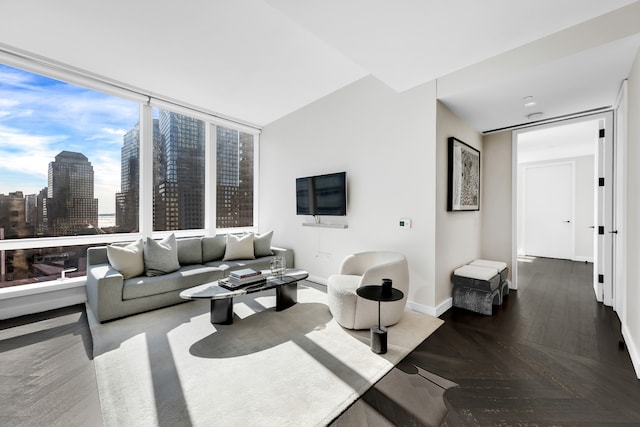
253;231;274;257
144;233;180;276
177;237;203;265
107;239;144;279
223;233;255;261
202;235;227;262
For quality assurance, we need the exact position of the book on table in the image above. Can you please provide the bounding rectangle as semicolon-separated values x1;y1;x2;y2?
220;276;266;290
229;268;262;280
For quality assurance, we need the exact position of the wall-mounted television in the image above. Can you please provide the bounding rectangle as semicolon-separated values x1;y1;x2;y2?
296;172;347;216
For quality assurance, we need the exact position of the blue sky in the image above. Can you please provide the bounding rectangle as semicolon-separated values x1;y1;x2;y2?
0;64;139;214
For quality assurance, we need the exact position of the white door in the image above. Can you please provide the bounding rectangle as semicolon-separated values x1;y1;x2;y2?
523;162;574;259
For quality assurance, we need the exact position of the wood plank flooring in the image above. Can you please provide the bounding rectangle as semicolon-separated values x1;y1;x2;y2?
409;257;640;426
1;257;638;426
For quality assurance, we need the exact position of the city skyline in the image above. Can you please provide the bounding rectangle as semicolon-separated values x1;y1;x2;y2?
0;64;138;214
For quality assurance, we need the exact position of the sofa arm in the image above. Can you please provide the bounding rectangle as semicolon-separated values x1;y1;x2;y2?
272;246;294;269
86;263;125;323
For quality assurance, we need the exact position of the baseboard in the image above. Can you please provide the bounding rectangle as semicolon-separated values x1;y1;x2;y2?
407;297;452;318
621;322;640;379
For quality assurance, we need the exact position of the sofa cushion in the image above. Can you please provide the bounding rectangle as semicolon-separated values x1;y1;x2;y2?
223;233;255;261
144;233;180;276
106;239;145;279
177;237;203;265
205;256;276;274
253;231;274;257
202;235;226;262
122;265;223;300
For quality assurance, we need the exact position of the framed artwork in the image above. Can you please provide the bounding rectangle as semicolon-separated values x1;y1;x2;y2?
447;137;480;211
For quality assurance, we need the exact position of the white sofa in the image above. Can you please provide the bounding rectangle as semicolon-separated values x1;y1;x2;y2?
326;251;409;329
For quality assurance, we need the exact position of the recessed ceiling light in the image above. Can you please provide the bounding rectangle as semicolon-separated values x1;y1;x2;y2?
527;112;544;120
523;96;537;108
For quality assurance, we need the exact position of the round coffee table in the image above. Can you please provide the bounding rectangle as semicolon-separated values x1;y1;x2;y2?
356;285;404;354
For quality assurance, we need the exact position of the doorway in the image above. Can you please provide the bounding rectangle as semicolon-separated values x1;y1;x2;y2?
513;115;609;299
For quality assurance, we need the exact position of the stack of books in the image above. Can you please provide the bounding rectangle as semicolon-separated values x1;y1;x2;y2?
221;268;265;290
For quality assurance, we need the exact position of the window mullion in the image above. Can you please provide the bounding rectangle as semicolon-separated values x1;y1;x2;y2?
139;103;153;238
205;123;217;235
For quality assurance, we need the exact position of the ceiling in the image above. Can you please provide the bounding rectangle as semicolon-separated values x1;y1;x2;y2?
1;0;639;131
517;120;599;164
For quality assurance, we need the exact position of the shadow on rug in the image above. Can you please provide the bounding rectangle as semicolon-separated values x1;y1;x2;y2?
88;285;443;427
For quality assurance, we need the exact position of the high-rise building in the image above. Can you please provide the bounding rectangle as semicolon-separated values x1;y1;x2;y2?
46;151;98;236
216;127;254;228
155;111;205;230
115;120;162;232
0;191;28;239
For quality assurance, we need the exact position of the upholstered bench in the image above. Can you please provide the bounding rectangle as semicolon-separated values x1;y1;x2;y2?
452;265;501;315
469;259;509;302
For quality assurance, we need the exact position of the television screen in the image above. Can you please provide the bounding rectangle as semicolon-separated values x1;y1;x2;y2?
296;172;346;216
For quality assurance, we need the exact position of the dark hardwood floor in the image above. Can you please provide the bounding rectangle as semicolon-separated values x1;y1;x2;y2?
1;257;638;426
412;257;640;426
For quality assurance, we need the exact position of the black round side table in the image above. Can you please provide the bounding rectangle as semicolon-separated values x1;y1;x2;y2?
356;285;404;354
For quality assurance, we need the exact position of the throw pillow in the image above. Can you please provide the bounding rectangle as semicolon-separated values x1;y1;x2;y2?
202;235;227;262
223;233;255;261
144;233;180;276
107;239;144;279
176;237;203;265
253;231;274;257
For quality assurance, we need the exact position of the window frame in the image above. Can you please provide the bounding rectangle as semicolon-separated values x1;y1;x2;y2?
0;53;261;285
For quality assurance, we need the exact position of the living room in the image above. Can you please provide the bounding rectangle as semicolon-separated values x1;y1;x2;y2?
2;1;640;425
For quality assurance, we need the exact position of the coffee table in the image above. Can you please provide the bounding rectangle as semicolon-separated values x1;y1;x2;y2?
180;269;309;325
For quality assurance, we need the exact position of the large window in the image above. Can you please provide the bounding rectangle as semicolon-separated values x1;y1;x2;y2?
0;63;258;288
152;108;206;231
216;126;255;228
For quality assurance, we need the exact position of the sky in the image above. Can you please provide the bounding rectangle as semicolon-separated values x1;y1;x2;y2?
0;64;139;214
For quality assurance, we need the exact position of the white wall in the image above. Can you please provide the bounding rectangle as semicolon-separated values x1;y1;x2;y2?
481;131;513;278
259;76;439;312
517;155;595;262
624;46;640;378
434;102;483;306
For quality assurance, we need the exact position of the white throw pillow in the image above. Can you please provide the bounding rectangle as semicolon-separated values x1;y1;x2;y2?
144;233;180;276
107;239;144;279
223;233;255;261
253;231;274;257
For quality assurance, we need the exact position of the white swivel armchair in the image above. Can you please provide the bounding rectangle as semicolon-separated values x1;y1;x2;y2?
327;252;409;330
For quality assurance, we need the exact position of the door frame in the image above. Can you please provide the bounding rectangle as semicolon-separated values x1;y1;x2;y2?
511;111;614;294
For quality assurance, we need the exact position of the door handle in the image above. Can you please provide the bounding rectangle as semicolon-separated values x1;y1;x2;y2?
563;220;571;223
608;230;618;234
588;226;595;229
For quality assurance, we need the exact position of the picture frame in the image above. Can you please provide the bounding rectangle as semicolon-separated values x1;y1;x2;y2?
447;137;480;211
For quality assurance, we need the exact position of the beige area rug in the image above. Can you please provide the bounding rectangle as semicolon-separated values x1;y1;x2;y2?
88;284;443;427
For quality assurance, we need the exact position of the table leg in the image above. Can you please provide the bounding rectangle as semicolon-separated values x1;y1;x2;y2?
276;282;298;311
370;326;387;354
211;298;234;324
370;300;387;354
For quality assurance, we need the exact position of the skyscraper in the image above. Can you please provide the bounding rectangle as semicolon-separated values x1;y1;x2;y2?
216;127;254;228
155;110;205;230
115;119;162;232
46;151;98;236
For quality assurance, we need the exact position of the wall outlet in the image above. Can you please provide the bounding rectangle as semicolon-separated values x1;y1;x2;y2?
399;218;411;228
